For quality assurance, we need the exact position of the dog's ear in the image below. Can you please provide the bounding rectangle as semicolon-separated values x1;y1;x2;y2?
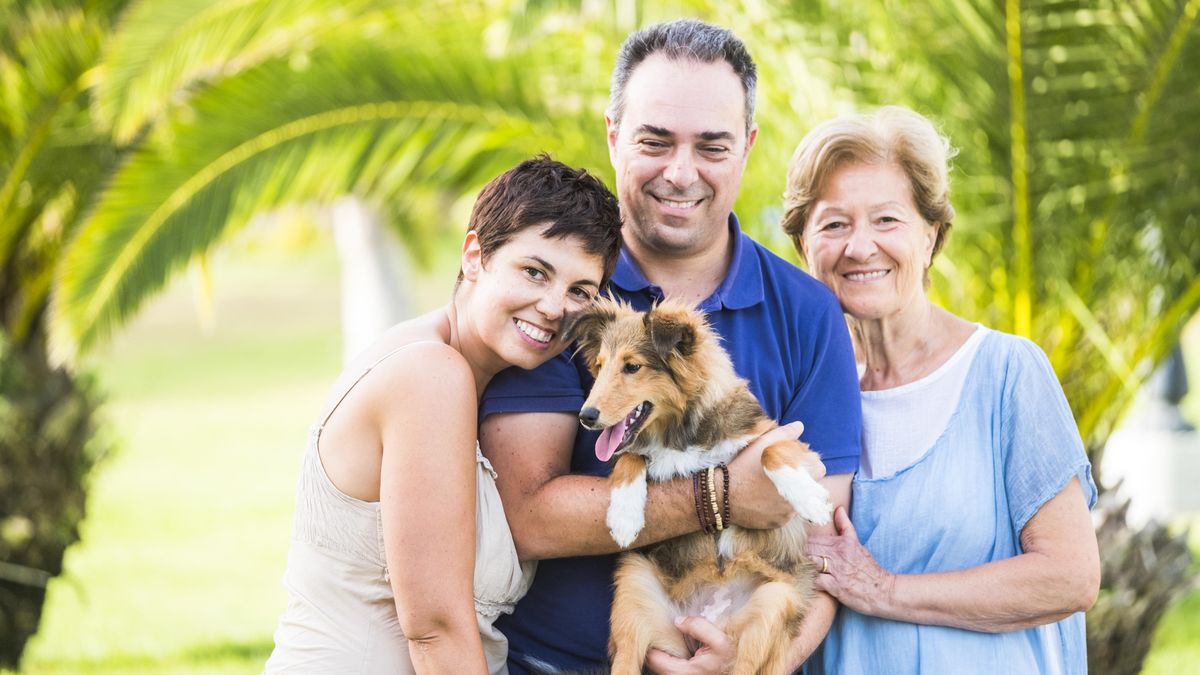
644;309;696;361
563;303;616;366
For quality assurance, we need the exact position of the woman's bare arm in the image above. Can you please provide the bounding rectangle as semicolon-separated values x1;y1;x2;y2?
808;477;1100;633
377;344;488;672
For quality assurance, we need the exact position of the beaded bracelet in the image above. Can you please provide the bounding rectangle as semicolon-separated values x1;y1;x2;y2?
692;470;711;533
710;467;726;531
715;458;724;528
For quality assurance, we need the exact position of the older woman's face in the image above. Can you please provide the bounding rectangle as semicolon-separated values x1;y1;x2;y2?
801;161;937;322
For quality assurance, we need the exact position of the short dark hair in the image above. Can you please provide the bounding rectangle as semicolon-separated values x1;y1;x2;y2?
608;19;757;136
461;155;623;286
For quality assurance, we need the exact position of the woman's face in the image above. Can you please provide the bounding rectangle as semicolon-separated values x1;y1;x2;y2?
801;161;937;322
461;225;605;371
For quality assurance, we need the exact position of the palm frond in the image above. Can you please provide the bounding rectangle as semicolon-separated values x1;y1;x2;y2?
96;0;410;142
53;30;599;357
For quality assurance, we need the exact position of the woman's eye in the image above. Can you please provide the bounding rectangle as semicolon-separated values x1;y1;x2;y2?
623;362;642;375
822;221;846;231
525;267;546;280
570;287;594;300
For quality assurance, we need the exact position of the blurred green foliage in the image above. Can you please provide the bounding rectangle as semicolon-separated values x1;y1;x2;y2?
2;0;1198;670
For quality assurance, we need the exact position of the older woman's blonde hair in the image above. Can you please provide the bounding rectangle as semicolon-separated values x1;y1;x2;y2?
782;106;957;260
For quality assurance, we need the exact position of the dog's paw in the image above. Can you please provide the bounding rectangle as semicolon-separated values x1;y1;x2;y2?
607;481;647;548
765;465;832;526
793;485;832;526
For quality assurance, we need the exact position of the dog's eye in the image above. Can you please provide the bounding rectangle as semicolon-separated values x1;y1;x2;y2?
623;362;642;375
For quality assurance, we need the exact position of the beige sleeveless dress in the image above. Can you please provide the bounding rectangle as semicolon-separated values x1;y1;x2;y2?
264;345;535;674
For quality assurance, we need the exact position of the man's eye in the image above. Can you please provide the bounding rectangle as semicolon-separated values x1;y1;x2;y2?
623;362;642;374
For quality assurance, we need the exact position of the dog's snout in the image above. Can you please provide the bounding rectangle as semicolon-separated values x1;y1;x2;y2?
579;407;601;429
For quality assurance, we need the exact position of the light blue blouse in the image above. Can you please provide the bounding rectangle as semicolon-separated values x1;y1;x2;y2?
809;329;1097;675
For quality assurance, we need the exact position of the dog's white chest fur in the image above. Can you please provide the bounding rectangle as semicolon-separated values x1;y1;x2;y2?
642;435;753;481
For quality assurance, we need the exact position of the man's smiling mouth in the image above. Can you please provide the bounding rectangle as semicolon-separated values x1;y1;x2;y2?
654;196;702;209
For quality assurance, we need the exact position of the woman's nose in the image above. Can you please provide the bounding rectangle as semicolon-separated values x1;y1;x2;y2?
536;292;566;321
843;225;877;261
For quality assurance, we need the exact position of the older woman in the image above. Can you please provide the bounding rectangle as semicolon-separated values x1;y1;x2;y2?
783;106;1100;674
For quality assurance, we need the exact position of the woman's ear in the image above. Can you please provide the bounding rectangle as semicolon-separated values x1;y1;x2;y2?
924;223;938;267
461;230;483;281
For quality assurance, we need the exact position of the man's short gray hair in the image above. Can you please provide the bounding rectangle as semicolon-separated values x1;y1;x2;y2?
607;19;757;136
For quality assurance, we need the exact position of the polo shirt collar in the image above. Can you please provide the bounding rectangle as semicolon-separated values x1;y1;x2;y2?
609;213;764;311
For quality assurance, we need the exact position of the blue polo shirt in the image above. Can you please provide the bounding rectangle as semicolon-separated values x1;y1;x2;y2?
480;215;862;674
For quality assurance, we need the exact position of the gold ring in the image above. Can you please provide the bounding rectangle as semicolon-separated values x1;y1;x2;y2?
820;555;830;574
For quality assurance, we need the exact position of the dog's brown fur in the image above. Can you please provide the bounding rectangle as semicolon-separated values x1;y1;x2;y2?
566;298;831;675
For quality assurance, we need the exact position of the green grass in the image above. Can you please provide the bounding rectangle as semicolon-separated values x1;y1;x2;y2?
15;243;346;674
8;242;1200;673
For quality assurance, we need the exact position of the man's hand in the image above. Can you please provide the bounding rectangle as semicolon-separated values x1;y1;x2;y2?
646;616;733;675
728;421;805;529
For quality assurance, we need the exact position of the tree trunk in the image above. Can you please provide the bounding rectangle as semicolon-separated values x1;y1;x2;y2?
330;197;411;365
0;335;105;668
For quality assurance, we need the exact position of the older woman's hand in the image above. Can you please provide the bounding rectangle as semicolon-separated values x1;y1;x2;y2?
806;506;896;616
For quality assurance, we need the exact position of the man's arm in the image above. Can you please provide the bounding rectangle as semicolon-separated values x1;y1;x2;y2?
480;411;804;560
785;472;851;667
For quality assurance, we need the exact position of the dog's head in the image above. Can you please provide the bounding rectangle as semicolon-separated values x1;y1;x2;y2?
564;297;716;462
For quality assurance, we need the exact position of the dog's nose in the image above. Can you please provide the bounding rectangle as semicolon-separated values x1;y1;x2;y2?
579;407;600;428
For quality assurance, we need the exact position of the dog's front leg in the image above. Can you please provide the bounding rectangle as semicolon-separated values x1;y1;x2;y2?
761;441;831;526
607;453;649;548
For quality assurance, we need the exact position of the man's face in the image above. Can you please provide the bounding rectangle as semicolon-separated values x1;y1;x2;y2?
607;54;757;260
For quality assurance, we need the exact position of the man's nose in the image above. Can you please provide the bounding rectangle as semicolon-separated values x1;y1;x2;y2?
663;149;698;188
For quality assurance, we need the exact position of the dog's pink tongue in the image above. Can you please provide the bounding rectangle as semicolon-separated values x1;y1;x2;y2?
595;417;630;462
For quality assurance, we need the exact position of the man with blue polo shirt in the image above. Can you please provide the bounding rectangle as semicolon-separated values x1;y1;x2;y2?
479;19;862;674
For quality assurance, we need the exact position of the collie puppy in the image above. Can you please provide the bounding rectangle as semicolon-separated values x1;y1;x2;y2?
565;297;832;675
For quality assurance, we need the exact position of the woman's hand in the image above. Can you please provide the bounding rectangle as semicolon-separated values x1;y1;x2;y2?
646;616;734;674
806;506;896;616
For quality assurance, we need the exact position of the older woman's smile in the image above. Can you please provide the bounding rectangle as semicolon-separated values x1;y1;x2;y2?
842;269;890;282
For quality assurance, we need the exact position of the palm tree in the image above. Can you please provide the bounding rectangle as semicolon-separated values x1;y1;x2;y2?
0;0;128;665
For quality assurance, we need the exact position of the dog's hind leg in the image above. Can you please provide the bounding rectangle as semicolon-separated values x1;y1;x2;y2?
724;580;804;675
609;554;688;675
762;440;831;526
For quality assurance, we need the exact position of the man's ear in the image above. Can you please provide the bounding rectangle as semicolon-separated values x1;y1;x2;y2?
461;230;483;281
743;123;758;161
605;115;620;169
644;309;696;362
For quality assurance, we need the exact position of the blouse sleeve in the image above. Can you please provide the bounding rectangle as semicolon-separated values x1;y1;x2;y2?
999;336;1098;536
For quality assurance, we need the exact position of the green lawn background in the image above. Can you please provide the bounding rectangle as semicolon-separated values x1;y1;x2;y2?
9;233;1200;674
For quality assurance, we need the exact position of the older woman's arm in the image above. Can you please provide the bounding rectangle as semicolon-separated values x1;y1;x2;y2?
808;477;1099;633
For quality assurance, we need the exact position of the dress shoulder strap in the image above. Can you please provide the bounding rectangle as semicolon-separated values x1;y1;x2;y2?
316;341;446;431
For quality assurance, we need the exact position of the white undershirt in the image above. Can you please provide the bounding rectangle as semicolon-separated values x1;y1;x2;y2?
858;325;988;480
